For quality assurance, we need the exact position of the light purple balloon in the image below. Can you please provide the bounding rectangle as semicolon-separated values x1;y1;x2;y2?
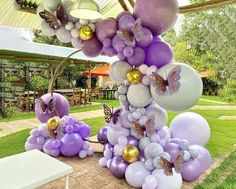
60;133;83;156
77;122;91;139
35;93;70;123
43;139;53;150
120;110;132;128
134;0;178;35
116;11;132;21
52;139;61;148
152;36;163;42
164;142;180;163
169;138;182;145
109;156;129;179
104;149;113;160
51;148;60;157
181;158;202;181
96;18;118;42
127;136;139;147
25;142;42;151
82;35;102;57
71;37;83;49
191;145;212;172
27;136;37;144
97;126;109;143
123;46;134;57
127;47;145;66
30;129;40;137
103;142;113;152
118;14;136;31
36;136;45;145
102;47;117;57
145;41;173;68
117;52;126;60
137;28;153;48
112;35;126;53
56;28;72;43
65;125;74;134
38;124;49;138
103;38;112;48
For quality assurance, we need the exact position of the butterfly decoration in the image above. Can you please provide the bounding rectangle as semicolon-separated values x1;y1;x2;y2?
39;3;68;30
130;114;156;138
117;18;144;46
48;124;64;140
157;150;184;176
151;65;181;96
35;97;56;114
103;104;122;125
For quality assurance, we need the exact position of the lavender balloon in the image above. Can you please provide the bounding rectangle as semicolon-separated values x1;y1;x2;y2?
145;41;173;68
134;0;178;35
127;47;146;66
118;14;136;31
164;142;180;163
127;136;139;147
82;36;102;57
181;158;202;181
136;28;153;48
110;156;129;179
97;126;109;143
77;122;91;139
116;11;132;21
35;93;70;123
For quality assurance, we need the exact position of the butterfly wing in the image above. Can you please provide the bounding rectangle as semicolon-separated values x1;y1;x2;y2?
174;150;184;173
144;114;156;137
47;97;56;113
130;122;145;138
168;65;181;95
132;18;143;41
36;97;47;114
159;157;173;176
103;104;112;123
39;10;60;30
117;29;134;46
112;108;122;124
151;72;167;95
48;128;57;139
56;3;68;26
56;125;64;139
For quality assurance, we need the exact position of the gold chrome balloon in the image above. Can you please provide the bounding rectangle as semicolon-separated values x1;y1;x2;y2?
79;25;93;40
122;145;139;163
47;117;60;130
127;69;142;84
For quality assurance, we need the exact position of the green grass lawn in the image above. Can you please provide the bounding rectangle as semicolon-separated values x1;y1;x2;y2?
195;149;236;189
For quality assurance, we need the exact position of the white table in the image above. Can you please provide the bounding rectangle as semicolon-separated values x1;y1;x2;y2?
0;150;73;189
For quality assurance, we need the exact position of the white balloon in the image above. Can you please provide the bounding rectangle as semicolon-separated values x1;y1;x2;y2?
37;4;45;17
62;0;79;23
144;143;163;159
65;22;74;31
152;168;182;189
56;28;72;43
146;104;168;130
139;137;151;150
151;62;203;111
110;61;132;83
41;21;56;36
170;112;211;146
107;127;130;145
71;37;83;49
125;162;151;188
43;0;60;11
127;83;152;108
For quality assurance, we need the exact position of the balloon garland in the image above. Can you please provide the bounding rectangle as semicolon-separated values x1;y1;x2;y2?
25;0;213;188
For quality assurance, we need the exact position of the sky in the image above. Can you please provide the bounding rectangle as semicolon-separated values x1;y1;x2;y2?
175;0;190;34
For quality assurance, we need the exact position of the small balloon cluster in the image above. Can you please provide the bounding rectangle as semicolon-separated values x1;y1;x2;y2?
25;93;93;158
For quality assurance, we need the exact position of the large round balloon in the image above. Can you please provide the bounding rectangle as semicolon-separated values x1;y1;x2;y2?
125;161;151;188
35;93;70;123
82;36;102;57
145;41;173;68
127;83;152;108
134;0;178;35
110;61;132;83
170;112;211;146
152;168;182;189
41;21;56;36
181;158;202;181
150;62;203;111
107;127;130;145
110;156;129;179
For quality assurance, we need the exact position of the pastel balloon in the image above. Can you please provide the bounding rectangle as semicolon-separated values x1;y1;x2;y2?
41;21;56;36
125;162;151;188
164;142;181;163
107;127;130;145
116;11;132;21
35;93;70;123
118;14;136;31
170;112;210;146
181;159;202;181
137;28;153;48
145;41;173;68
110;156;128;179
97;126;109;143
96;18;118;42
71;37;83;49
152;168;182;189
120;111;132;128
112;35;126;53
191;145;212;171
77;122;91;138
82;35;102;57
127;47;146;66
25;142;42;151
151;62;203;111
127;83;152;108
144;143;163;159
42;0;60;11
134;0;178;35
110;61;132;83
127;136;139;147
145;104;167;130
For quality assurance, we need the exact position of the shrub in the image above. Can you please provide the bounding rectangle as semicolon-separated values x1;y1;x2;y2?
2;106;18;118
219;80;236;103
29;75;49;91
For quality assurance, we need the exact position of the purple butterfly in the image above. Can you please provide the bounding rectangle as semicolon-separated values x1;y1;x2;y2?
35;97;56;114
151;66;181;95
132;18;143;41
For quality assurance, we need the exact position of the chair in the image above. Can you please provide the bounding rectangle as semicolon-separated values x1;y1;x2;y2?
73;88;82;105
80;88;92;105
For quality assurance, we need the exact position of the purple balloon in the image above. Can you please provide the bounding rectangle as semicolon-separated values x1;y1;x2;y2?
134;0;178;35
103;143;113;152
164;142;180;163
152;36;163;42
51;148;60;157
191;145;212;172
109;156;129;179
118;14;136;31
127;47;145;66
181;159;202;181
82;35;102;57
120;110;132;128
27;136;37;144
145;41;173;68
77;122;91;139
97;126;109;143
117;52;126;60
25;142;42;151
96;18;118;42
52;139;61;148
127;136;139;147
71;37;83;49
116;11;132;21
169;138;182;145
103;38;112;48
103;47;117;57
112;35;126;53
56;28;71;43
137;28;153;48
35;93;70;123
139;151;146;162
65;125;74;134
43;139;53;150
123;47;134;57
60;133;83;156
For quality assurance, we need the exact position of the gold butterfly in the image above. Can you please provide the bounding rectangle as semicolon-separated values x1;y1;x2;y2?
103;104;121;124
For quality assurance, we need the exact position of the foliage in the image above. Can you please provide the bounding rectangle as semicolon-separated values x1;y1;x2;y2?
219;80;236;103
29;75;48;90
2;106;18;118
4;75;21;83
57;78;70;89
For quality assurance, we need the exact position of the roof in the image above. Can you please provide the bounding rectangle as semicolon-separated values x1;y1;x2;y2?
0;26;118;64
82;64;110;76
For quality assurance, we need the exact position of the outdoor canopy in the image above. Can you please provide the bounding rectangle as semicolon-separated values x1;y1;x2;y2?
82;64;110;76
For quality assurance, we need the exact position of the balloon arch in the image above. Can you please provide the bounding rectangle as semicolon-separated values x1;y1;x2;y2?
25;0;212;188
